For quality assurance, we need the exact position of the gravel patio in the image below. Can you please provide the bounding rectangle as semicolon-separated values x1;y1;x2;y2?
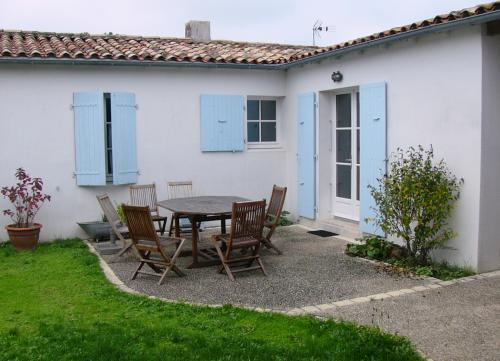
103;225;429;310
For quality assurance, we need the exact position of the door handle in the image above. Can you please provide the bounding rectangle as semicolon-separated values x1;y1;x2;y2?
218;119;227;123
299;182;305;185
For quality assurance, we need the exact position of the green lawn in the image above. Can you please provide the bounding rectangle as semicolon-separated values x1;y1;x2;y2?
0;240;424;361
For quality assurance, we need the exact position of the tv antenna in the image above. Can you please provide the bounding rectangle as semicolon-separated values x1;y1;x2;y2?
312;20;332;46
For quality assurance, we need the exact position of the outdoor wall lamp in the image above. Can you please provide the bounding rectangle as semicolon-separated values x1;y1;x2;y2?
331;71;343;82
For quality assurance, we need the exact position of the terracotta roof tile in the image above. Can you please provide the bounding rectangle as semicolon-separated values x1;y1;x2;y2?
0;2;498;65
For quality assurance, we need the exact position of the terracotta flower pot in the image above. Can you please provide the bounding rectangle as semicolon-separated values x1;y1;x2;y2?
5;223;42;251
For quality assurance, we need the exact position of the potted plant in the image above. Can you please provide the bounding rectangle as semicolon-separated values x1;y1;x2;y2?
1;168;51;251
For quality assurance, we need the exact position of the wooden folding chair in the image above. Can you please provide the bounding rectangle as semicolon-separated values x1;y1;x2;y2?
211;200;267;281
167;181;196;236
123;205;186;285
130;183;168;235
262;185;287;255
97;194;132;257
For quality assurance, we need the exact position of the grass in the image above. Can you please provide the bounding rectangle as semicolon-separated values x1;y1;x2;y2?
0;240;424;361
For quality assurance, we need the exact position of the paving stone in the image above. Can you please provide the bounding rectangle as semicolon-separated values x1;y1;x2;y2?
370;293;390;300
399;288;416;294
427;284;442;289
438;280;456;286
386;290;405;297
316;303;336;311
350;296;371;303
333;299;356;307
412;285;430;292
302;305;321;313
287;308;305;315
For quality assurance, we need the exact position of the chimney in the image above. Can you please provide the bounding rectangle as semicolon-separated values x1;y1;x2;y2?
185;20;211;42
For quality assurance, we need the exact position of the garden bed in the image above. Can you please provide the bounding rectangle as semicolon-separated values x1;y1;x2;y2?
346;236;474;281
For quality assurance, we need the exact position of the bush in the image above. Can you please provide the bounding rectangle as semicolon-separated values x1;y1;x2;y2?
346;235;393;261
415;263;474;280
116;204;126;224
369;146;463;264
278;210;293;226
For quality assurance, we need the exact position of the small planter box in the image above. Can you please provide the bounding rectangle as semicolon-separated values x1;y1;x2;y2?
77;221;112;242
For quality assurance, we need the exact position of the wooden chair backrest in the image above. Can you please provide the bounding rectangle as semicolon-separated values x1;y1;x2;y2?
97;194;122;228
123;205;162;251
130;183;159;214
227;200;266;253
167;180;193;199
266;185;287;226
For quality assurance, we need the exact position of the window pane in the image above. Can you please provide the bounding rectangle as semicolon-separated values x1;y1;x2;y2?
336;164;351;198
107;149;113;175
247;121;259;142
247;100;260;120
261;122;276;142
336;129;351;163
261;100;276;120
105;95;112;123
356;92;360;127
336;94;351;127
106;123;112;148
356;166;360;201
356;129;360;165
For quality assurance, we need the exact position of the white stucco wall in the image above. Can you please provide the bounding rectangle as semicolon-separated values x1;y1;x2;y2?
0;24;495;271
284;26;484;269
0;65;286;240
478;25;500;272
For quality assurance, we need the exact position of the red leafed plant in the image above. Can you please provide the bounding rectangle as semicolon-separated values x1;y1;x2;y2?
1;168;51;228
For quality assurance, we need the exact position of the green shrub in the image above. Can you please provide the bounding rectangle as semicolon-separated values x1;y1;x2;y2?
369;146;463;264
116;204;126;224
278;210;293;226
346;235;393;261
414;266;434;277
415;263;474;280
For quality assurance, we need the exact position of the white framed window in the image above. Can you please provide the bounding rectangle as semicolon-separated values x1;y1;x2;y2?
246;97;280;148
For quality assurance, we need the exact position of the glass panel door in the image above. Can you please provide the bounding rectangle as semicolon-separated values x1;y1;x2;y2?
333;91;360;221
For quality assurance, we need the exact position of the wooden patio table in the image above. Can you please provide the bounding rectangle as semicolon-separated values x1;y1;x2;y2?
157;196;248;268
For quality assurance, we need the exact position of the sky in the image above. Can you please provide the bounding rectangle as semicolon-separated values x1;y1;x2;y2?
0;0;485;46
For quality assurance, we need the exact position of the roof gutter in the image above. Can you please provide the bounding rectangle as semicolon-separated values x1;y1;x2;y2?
0;10;498;71
0;56;281;70
282;10;500;69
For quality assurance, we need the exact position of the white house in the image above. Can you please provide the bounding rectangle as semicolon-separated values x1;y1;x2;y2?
0;2;499;272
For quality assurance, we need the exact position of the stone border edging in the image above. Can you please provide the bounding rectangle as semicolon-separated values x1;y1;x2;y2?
286;270;500;316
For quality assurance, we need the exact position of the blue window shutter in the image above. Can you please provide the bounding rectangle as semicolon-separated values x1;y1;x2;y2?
73;92;106;186
200;95;244;152
360;82;387;236
111;92;138;185
297;92;316;219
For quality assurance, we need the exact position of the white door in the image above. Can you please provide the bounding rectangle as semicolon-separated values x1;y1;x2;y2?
333;91;360;221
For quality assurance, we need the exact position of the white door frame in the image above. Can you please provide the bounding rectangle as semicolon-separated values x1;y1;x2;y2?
331;89;360;221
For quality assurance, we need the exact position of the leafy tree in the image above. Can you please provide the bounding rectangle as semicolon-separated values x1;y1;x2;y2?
369;146;463;264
